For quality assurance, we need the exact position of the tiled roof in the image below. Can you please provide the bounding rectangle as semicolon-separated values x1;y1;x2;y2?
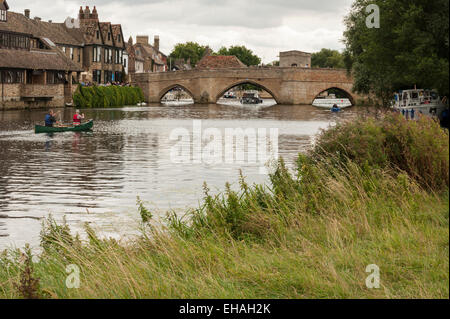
196;55;246;69
0;12;83;46
0;47;83;71
1;11;124;48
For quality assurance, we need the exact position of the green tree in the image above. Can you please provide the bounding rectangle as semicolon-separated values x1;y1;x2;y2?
344;0;449;107
217;45;261;66
169;42;208;67
311;49;345;68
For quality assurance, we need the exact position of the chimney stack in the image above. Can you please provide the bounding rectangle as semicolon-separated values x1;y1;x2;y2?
24;9;30;18
136;35;149;45
154;35;160;51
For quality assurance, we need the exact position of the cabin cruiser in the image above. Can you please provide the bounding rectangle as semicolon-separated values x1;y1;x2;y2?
312;94;353;109
240;91;263;104
392;89;448;118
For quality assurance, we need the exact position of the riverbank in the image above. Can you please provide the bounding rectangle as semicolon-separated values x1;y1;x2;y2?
0;113;448;299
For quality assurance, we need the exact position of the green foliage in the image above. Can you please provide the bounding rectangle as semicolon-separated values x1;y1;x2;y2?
73;84;145;108
169;42;209;67
217;45;261;66
311;49;345;68
137;196;152;224
312;113;449;191
344;0;450;106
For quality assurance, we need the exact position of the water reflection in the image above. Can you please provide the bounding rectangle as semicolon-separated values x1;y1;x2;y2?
0;103;365;249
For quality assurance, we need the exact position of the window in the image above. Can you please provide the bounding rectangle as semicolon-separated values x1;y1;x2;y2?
96;31;100;39
104;70;113;83
46;71;65;84
108;32;111;41
93;46;102;62
0;10;6;22
70;47;74;60
0;70;24;83
0;32;30;49
114;71;122;83
92;70;101;83
117;34;121;42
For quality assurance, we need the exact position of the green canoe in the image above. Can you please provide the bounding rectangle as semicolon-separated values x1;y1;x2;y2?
35;120;94;134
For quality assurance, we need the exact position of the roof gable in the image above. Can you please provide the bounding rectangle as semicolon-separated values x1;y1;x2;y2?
100;22;113;46
0;0;9;11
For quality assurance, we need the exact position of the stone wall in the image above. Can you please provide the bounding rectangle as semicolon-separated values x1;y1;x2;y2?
0;83;65;110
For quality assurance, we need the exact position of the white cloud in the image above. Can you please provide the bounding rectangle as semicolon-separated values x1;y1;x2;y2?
10;0;354;63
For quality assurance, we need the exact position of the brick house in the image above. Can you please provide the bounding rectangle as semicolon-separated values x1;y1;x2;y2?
0;0;83;109
127;35;167;77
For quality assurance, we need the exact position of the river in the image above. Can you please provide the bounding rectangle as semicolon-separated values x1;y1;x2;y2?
0;101;366;249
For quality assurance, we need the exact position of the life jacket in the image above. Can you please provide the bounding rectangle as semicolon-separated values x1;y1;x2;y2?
73;114;81;123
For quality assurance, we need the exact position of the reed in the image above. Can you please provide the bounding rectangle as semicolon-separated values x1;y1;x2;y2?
0;114;448;299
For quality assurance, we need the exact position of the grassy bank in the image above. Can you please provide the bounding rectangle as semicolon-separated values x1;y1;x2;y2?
0;113;448;299
73;85;145;108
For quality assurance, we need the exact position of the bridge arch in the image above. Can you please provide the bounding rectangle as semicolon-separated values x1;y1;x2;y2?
311;86;356;105
158;84;195;102
215;80;281;104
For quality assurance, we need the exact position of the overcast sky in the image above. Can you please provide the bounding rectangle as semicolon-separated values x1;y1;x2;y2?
10;0;354;63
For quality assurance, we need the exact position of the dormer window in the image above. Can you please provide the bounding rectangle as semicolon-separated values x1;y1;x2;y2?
108;32;111;41
117;34;121;42
96;31;99;39
0;10;6;21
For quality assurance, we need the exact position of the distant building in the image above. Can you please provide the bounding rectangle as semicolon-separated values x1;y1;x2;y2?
279;50;311;68
196;55;246;69
127;35;167;75
171;58;192;71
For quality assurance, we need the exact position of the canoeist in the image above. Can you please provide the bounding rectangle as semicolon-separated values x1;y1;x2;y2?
331;104;341;113
45;110;59;127
73;110;85;126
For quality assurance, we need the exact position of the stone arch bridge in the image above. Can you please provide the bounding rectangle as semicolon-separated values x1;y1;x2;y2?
132;67;362;105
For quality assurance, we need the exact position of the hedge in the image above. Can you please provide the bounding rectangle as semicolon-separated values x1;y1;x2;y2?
73;85;145;108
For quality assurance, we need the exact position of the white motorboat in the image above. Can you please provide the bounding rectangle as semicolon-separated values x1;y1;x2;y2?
392;89;448;118
312;94;352;109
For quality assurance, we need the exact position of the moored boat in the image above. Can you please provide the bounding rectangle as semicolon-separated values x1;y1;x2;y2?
35;120;94;134
391;88;448;118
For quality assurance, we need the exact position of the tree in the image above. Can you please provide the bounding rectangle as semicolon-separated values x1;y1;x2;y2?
169;42;208;68
344;0;449;107
311;49;345;68
217;45;261;66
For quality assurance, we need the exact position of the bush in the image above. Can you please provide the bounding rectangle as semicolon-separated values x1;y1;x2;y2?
311;113;449;191
73;84;145;108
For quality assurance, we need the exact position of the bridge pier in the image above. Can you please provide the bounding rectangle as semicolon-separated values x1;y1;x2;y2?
133;67;362;106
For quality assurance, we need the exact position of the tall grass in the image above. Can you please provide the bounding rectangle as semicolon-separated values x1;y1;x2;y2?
0;114;448;299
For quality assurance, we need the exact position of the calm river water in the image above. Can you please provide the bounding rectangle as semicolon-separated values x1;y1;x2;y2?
0;102;365;249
